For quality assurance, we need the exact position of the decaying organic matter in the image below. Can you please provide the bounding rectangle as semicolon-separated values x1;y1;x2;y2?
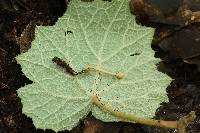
1;0;200;133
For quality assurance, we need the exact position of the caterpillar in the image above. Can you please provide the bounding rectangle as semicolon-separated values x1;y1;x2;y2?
52;57;78;76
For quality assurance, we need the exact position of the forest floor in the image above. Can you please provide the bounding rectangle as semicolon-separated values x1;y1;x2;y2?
1;0;200;133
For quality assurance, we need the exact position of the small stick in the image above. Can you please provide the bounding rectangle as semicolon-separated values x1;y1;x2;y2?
90;93;196;133
177;111;196;133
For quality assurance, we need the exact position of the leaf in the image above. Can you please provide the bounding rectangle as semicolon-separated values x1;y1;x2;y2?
16;0;171;132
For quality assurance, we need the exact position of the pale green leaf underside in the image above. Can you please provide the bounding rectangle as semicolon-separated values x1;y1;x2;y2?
17;0;171;132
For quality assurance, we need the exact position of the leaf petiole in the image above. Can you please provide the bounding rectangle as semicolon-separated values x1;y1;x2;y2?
90;93;196;133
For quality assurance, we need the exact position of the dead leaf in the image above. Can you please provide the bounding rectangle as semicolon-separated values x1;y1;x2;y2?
83;117;122;133
130;0;200;26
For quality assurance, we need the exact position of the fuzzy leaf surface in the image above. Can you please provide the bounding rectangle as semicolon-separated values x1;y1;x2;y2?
17;0;171;131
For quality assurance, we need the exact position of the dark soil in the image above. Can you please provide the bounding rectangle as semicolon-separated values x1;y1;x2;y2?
1;0;200;133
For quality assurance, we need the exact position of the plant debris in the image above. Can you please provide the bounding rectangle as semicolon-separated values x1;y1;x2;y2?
1;0;200;133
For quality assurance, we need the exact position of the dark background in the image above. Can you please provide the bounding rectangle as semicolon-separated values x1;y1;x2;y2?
1;0;200;133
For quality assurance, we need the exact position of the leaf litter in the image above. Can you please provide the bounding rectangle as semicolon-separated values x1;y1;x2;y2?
1;0;200;133
130;0;200;72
